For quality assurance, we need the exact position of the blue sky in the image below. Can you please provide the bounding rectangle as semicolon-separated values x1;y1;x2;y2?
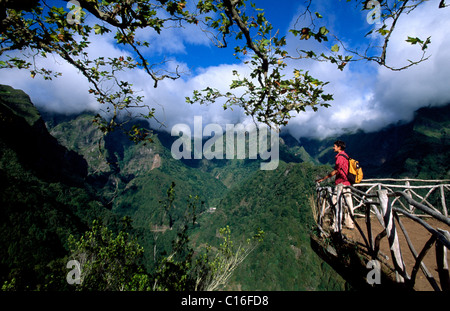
1;0;450;139
152;0;371;70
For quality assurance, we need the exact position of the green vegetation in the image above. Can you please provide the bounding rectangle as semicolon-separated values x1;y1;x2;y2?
0;85;270;291
0;0;448;292
193;161;344;290
0;86;114;290
65;211;263;291
67;219;148;291
1;84;449;291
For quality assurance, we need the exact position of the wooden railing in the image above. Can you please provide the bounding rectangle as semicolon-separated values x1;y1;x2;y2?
314;179;450;291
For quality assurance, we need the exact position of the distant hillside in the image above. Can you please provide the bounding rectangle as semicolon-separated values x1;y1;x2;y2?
41;102;345;290
0;85;115;290
46;114;227;198
192;161;345;290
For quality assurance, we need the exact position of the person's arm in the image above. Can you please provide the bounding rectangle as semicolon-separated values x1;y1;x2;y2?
316;170;337;183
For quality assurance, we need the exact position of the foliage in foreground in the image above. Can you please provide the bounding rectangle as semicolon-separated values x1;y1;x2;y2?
65;200;264;291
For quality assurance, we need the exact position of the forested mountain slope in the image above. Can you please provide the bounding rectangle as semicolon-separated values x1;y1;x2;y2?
0;85;116;290
193;161;345;290
2;83;448;291
40;92;346;290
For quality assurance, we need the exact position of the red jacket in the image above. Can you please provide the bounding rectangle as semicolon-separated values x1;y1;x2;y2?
335;151;350;186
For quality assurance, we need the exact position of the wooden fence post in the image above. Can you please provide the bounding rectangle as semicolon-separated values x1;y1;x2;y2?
436;229;450;291
405;179;414;213
377;189;409;283
440;185;448;217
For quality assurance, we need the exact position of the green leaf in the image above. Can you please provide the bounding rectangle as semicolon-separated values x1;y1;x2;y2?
331;44;340;52
260;38;270;47
377;28;390;36
94;24;111;35
93;24;101;34
319;26;329;36
406;36;423;45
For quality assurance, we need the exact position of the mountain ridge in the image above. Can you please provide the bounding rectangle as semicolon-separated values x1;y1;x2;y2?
0;84;119;290
1;83;449;290
38;94;450;289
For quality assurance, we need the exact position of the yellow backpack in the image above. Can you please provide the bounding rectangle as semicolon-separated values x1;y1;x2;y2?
339;154;363;184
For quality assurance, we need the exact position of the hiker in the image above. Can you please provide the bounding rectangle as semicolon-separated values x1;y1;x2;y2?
316;140;355;229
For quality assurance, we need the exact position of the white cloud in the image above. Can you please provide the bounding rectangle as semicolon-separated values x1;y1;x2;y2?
284;0;450;140
0;54;99;114
369;1;450;123
0;23;133;114
142;63;250;132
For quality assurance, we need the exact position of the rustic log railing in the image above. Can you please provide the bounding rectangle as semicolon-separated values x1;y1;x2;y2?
314;178;450;291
